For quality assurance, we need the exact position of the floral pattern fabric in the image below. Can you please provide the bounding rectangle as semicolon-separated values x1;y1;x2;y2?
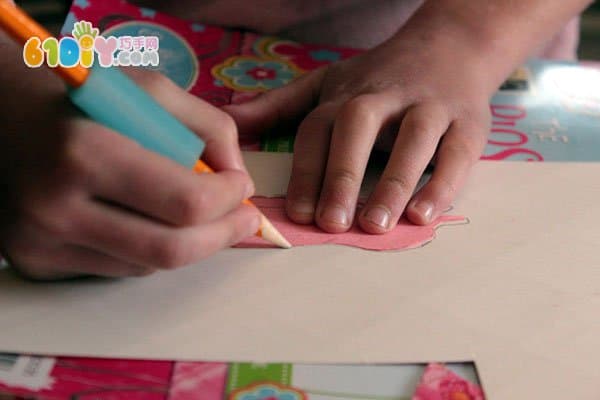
413;364;485;400
229;382;307;400
212;56;300;92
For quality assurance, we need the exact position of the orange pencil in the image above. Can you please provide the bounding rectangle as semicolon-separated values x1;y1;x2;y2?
0;1;292;249
193;161;291;248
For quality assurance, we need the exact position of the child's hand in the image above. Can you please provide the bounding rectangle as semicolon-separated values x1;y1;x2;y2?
226;31;491;234
0;47;259;279
226;0;591;235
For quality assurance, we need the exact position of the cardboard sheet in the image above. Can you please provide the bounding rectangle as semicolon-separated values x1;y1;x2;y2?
1;152;600;399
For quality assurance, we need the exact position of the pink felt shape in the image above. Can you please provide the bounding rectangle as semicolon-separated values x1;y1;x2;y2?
236;197;466;251
413;363;485;400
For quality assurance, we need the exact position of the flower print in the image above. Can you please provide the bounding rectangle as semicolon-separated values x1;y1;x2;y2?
412;363;485;400
253;37;358;70
308;49;342;62
229;382;307;400
212;56;300;92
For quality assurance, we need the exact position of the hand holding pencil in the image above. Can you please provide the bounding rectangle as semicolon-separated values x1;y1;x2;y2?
0;1;289;280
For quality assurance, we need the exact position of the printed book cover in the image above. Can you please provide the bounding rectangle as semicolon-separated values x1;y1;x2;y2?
0;353;484;400
61;0;600;161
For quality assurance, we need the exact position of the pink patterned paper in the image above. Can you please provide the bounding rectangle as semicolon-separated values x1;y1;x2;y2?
237;197;467;251
412;363;486;400
0;358;229;400
0;357;173;399
170;362;227;400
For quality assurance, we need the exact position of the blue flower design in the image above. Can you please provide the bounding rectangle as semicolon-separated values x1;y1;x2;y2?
191;23;206;32
213;57;299;91
73;0;90;9
309;49;341;62
140;8;157;18
231;383;305;400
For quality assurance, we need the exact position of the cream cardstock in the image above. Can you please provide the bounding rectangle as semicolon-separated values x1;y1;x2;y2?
1;152;599;399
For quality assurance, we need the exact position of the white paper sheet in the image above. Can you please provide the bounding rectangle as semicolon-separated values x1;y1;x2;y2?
1;153;599;399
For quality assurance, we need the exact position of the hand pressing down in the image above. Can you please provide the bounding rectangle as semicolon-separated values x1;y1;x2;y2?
226;30;491;234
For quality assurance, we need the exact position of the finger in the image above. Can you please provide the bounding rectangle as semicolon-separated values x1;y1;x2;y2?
68;119;253;226
76;200;261;270
0;221;63;280
58;246;157;278
316;94;400;233
223;68;326;138
125;69;246;172
25;246;156;280
0;222;154;279
285;102;339;224
359;103;450;234
406;119;487;225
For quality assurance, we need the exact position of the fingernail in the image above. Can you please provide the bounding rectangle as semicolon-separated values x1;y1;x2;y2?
245;181;255;199
411;200;434;223
236;155;249;173
320;206;349;227
364;206;391;229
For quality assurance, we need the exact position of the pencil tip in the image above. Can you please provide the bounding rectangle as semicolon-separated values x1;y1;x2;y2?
260;217;292;249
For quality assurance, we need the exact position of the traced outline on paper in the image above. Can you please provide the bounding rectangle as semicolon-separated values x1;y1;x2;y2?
236;197;469;251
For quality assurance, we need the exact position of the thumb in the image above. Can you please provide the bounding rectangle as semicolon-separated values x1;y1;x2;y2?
223;67;327;139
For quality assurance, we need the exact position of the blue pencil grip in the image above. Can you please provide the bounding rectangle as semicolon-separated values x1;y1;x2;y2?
68;65;205;169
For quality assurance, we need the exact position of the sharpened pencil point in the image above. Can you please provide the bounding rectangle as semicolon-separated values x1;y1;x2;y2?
260;215;292;249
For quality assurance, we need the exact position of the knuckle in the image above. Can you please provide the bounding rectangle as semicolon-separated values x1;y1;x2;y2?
454;101;491;124
403;108;442;141
43;213;79;239
56;132;95;186
24;201;80;240
329;167;361;188
296;103;336;134
444;137;480;162
172;189;210;224
404;112;429;132
340;96;377;123
432;175;458;197
381;174;412;194
213;112;238;142
153;236;189;269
